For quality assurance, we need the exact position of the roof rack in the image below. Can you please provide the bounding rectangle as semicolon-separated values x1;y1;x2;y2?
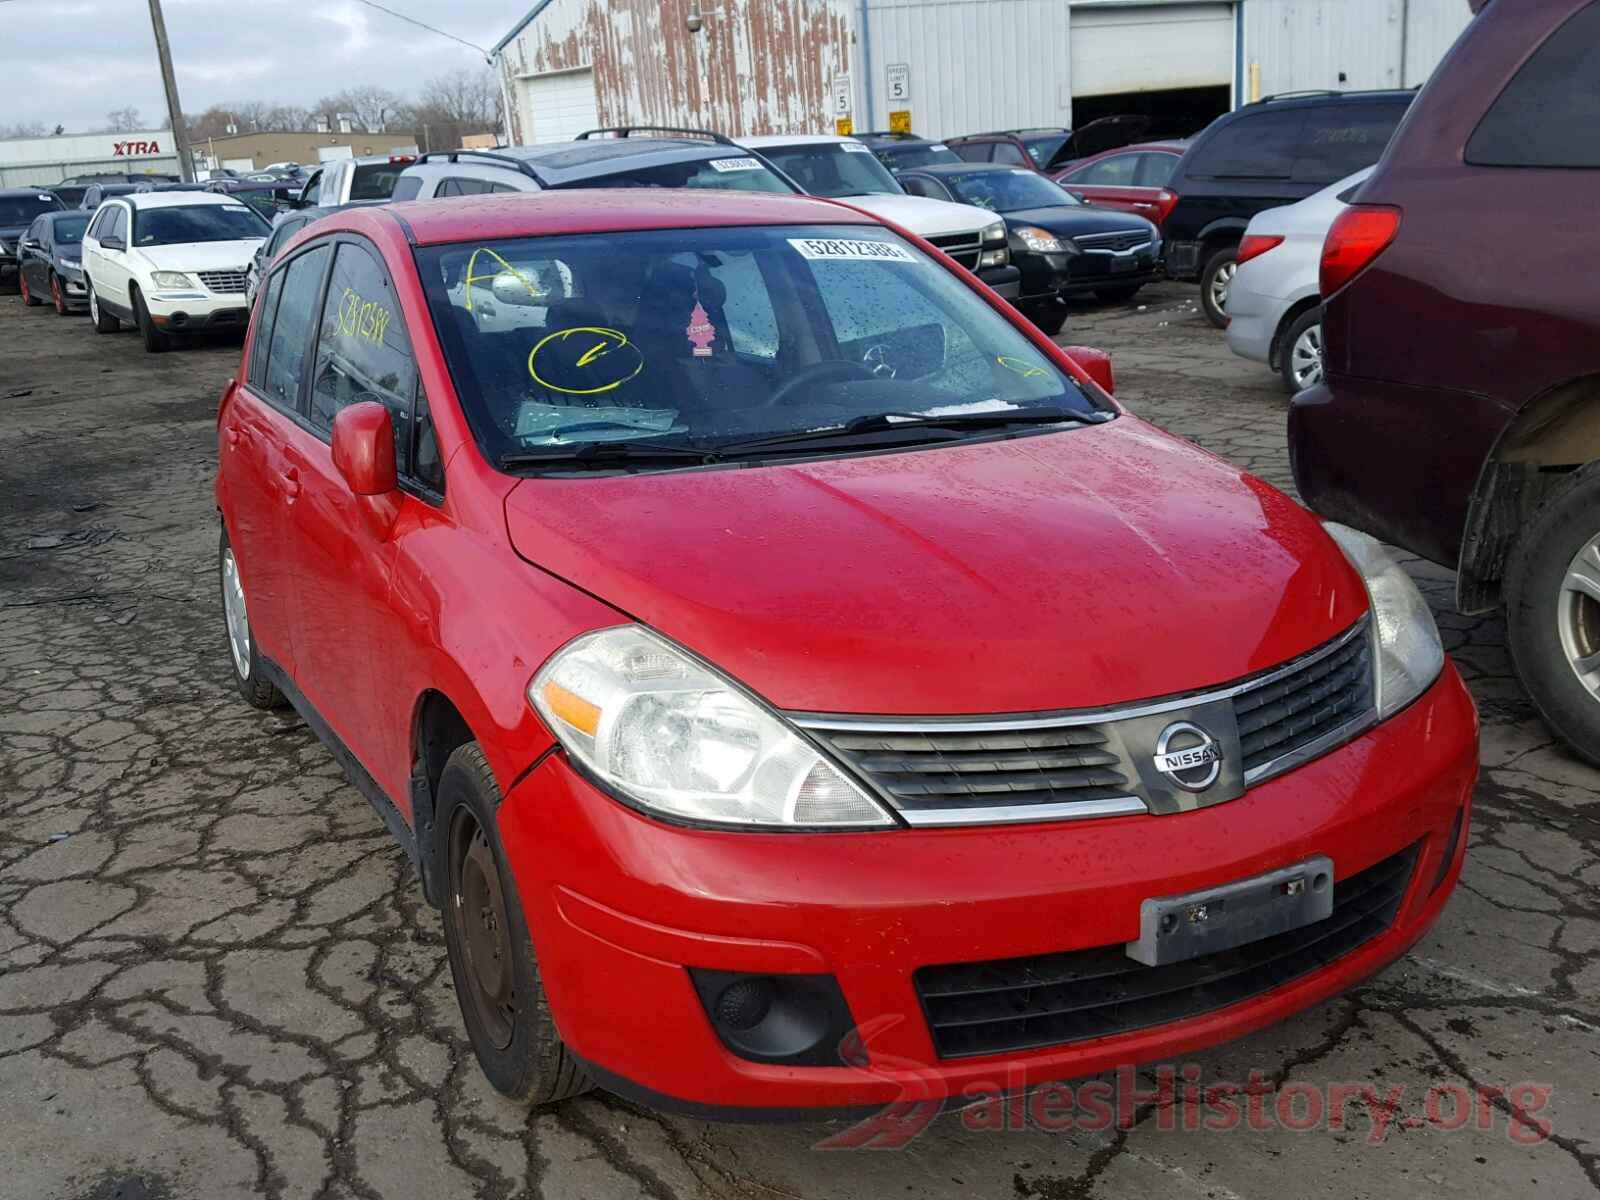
855;130;922;140
412;149;550;189
1253;86;1418;104
574;125;737;145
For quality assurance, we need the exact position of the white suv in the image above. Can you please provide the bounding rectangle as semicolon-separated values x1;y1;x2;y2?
82;191;270;352
737;134;1017;299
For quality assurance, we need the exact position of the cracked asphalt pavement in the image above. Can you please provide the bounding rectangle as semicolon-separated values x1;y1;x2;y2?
3;281;1598;1200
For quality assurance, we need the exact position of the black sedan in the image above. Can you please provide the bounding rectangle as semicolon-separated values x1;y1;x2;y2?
895;163;1161;332
15;208;91;313
0;187;64;285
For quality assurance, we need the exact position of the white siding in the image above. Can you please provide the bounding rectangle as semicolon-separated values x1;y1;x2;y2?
1070;3;1234;97
519;68;602;142
862;0;1072;139
1243;0;1472;97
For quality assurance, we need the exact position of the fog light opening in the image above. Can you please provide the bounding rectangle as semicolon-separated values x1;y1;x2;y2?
714;978;773;1031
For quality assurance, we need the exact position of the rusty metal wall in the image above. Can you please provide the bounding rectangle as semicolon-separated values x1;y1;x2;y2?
498;0;856;142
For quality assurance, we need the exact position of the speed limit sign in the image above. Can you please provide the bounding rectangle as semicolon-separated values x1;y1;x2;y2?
886;63;911;102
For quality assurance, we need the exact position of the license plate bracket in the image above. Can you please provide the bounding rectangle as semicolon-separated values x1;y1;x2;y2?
1109;255;1137;272
1126;856;1335;967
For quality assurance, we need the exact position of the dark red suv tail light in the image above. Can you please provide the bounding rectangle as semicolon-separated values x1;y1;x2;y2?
1320;205;1401;298
1151;189;1178;229
1236;234;1284;266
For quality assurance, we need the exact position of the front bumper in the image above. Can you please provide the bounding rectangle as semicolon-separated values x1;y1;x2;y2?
497;664;1477;1114
976;263;1021;300
144;289;250;330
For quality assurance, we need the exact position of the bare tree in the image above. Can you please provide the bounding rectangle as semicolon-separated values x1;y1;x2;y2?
106;106;143;133
418;68;500;127
0;121;48;139
314;87;406;133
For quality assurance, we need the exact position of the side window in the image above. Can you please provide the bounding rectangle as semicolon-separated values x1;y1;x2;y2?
1467;1;1600;168
490;182;521;194
248;269;286;391
1293;103;1409;183
25;217;44;244
901;175;950;200
990;141;1029;166
86;208;104;238
412;385;443;494
1190;110;1305;179
1080;153;1140;186
436;178;459;198
391;175;423;201
105;206;126;243
302;170;322;206
952;141;992;163
263;244;332;413
443;177;492;195
309;243;415;471
1134;153;1177;188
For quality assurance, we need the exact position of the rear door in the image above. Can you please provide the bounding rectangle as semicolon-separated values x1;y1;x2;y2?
95;204;134;308
221;241;334;677
1060;151;1155;215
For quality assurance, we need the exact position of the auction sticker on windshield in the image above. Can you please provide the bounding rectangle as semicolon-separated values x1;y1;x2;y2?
708;157;765;172
788;237;920;263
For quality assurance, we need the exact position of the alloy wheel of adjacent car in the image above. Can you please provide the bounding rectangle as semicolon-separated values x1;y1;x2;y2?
133;288;171;353
51;273;69;316
1279;309;1324;393
19;271;40;306
219;530;285;709
88;283;119;333
1200;248;1237;329
436;743;592;1106
1506;464;1600;768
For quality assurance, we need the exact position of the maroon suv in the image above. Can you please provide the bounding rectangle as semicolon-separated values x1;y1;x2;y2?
1291;0;1600;764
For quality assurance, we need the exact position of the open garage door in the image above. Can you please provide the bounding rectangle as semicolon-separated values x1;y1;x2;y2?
519;68;600;144
1069;3;1234;136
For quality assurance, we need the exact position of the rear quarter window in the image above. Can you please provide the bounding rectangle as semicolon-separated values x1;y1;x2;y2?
1292;102;1409;183
1185;109;1305;179
1467;1;1600;168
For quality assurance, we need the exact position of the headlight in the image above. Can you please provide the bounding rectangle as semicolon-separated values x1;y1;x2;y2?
60;256;81;268
978;247;1010;268
529;625;893;828
1323;523;1444;718
981;220;1007;246
150;271;194;288
1015;225;1064;253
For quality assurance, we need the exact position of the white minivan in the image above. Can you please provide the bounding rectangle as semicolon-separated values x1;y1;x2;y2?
81;191;269;352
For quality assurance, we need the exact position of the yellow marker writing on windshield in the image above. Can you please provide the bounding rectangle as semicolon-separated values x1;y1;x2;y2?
997;355;1048;378
528;327;645;395
576;340;613;368
462;247;541;311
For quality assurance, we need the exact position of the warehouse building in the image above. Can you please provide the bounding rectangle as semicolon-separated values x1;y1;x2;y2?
0;131;177;187
493;0;1474;143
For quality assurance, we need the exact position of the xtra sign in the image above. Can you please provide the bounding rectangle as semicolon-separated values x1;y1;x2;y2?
113;140;162;156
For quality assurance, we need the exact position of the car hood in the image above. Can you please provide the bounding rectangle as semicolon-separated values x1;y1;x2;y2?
842;193;1002;239
1004;206;1158;239
503;418;1368;715
134;239;264;272
0;224;31;242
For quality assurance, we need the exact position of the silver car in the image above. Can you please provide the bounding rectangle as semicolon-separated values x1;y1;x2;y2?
1224;167;1373;394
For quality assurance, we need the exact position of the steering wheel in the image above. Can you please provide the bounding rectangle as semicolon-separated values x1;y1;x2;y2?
768;359;877;406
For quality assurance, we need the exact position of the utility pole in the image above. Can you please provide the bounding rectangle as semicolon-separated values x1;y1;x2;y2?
146;0;194;180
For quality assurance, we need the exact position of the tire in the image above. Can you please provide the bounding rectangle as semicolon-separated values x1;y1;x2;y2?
88;281;120;333
1024;302;1068;337
219;528;287;710
1278;308;1324;394
437;743;592;1106
19;270;42;306
50;273;71;316
1199;246;1238;330
1505;463;1600;767
1095;283;1143;304
133;287;171;353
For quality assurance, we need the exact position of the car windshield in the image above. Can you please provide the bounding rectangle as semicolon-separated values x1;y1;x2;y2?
417;224;1104;470
1023;134;1069;166
754;143;903;198
943;170;1081;213
563;155;794;193
871;141;963;171
132;204;270;246
52;214;90;245
0;194;60;225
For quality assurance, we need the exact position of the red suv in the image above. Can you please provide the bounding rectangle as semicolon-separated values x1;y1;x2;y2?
1292;0;1600;766
217;188;1476;1115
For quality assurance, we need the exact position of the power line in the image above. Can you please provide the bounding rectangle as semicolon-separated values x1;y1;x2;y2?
348;0;495;62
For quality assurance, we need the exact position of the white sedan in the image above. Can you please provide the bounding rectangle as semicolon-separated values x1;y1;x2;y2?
80;190;269;353
1224;166;1373;393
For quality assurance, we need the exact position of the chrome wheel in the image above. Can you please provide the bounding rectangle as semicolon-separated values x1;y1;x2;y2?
1288;322;1324;389
449;808;517;1051
88;286;99;323
1558;533;1600;702
221;547;252;678
1209;260;1236;314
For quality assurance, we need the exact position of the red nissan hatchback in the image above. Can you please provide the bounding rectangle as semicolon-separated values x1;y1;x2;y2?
216;189;1477;1115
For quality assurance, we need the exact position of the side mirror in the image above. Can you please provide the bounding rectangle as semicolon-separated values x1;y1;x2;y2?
101;235;125;252
491;271;542;307
1063;345;1115;395
331;402;397;496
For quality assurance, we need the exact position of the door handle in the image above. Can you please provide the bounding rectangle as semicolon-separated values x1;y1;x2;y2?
1132;202;1156;209
281;466;301;500
226;427;242;447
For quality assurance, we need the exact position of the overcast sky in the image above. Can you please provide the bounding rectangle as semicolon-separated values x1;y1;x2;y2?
2;0;517;133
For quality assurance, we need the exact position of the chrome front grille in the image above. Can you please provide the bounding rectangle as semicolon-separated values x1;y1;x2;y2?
198;269;248;294
1075;229;1152;254
797;619;1375;827
926;231;981;271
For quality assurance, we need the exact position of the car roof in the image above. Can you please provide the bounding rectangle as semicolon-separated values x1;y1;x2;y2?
383;188;877;246
401;138;786;189
899;162;1034;176
1068;139;1189;161
952;128;1070;140
120;190;257;210
738;134;858;149
1242;88;1416;110
0;187;60;198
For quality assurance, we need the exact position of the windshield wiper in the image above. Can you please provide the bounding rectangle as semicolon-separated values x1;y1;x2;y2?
715;406;1110;456
500;440;718;470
